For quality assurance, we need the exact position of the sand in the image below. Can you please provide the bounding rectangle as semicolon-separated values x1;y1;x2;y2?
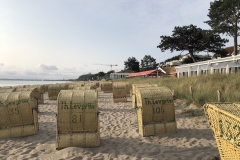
0;91;220;160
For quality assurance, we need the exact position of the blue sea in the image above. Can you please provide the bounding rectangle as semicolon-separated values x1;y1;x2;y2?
0;80;72;87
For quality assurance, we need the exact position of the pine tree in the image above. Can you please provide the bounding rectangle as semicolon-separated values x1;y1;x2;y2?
205;0;240;55
140;55;158;71
124;57;140;72
157;24;228;62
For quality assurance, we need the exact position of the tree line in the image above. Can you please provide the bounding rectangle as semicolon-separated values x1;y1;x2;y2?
77;70;115;81
77;55;158;81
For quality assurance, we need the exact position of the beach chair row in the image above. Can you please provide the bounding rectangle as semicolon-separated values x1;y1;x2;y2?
0;84;177;149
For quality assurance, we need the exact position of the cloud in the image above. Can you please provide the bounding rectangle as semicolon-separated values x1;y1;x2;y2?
61;67;77;73
4;71;18;75
0;63;4;67
39;64;58;70
0;63;81;79
24;69;50;76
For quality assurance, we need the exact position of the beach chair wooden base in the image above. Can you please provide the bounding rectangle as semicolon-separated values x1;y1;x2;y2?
139;121;177;137
0;124;38;139
113;97;127;102
103;91;112;93
56;132;100;149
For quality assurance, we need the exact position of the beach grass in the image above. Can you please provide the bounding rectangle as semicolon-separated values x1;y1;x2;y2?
113;73;240;106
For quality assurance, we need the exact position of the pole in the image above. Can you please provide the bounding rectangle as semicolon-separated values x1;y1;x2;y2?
217;90;221;102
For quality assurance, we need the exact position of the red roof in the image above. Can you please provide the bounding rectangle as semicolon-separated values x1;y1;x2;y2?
225;45;240;55
127;70;162;78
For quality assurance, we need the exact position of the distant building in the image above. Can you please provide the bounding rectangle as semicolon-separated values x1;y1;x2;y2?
174;45;240;77
126;70;163;78
110;73;130;80
110;69;137;80
224;45;240;55
165;60;182;67
157;66;177;77
160;54;212;68
175;54;240;77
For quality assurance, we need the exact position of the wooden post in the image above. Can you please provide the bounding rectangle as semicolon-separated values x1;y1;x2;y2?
217;90;221;102
190;86;193;99
172;90;175;99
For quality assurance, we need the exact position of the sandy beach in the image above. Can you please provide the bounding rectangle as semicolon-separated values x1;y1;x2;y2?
0;91;219;160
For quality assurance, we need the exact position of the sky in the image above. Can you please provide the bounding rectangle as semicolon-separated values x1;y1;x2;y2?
0;0;234;80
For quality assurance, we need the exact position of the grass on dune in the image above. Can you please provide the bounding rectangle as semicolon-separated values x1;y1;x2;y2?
113;73;240;107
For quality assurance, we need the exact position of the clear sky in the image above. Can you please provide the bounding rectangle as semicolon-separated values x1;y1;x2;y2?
0;0;234;80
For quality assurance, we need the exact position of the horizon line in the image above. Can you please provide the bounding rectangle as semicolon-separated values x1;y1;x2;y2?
0;78;75;81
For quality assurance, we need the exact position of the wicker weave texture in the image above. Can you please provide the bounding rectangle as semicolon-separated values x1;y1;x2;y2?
59;83;69;90
0;109;38;139
131;84;157;108
0;124;38;139
136;86;175;123
57;90;99;133
0;86;13;88
73;86;95;90
15;87;39;107
48;84;62;100
84;82;97;89
42;84;49;93
101;82;112;93
204;103;240;160
0;88;16;93
0;92;38;139
141;122;177;137
112;82;128;102
135;86;176;137
0;91;37;128
132;94;136;109
68;83;84;90
17;85;30;88
132;83;157;95
83;82;99;88
56;132;100;149
95;82;100;88
30;85;44;104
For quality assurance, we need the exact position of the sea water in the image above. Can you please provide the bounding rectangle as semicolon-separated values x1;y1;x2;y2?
0;80;72;87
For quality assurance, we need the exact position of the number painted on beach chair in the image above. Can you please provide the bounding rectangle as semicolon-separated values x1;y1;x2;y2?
71;115;82;123
155;106;164;114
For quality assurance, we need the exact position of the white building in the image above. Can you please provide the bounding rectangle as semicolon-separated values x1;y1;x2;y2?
110;73;130;80
175;55;240;78
166;60;182;66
